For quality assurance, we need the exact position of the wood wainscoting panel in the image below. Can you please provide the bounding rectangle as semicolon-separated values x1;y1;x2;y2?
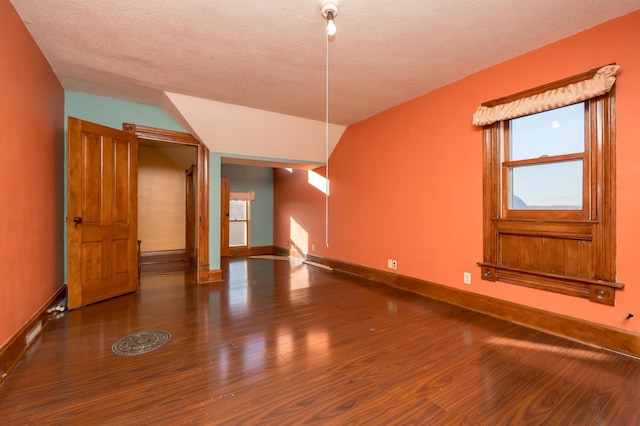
499;234;594;279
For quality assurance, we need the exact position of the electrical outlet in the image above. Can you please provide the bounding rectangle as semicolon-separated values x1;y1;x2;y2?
463;272;471;285
391;260;398;270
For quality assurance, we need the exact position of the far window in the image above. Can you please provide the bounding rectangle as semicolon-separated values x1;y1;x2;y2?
229;199;249;247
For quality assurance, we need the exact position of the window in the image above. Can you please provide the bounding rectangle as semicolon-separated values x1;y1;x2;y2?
506;103;585;215
229;191;254;248
474;65;623;305
229;199;249;247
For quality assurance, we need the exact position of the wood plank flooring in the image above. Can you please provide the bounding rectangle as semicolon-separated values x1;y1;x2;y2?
1;257;639;424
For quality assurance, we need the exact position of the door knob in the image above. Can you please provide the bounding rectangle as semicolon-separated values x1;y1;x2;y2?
73;217;82;228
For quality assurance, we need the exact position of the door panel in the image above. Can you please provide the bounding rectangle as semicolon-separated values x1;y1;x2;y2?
82;133;102;223
68;117;138;309
113;139;130;223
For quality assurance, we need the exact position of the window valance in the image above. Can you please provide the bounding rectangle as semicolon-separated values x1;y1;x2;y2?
230;191;255;201
472;64;620;126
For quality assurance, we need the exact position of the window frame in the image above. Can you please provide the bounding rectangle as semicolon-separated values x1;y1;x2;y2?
229;198;250;248
500;104;590;221
478;68;622;305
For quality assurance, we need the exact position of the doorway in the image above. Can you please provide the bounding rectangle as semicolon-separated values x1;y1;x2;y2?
137;140;196;272
124;123;213;283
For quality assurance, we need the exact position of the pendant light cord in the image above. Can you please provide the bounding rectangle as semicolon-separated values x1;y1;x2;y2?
325;34;330;248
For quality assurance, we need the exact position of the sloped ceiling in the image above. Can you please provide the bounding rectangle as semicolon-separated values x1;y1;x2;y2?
10;1;640;163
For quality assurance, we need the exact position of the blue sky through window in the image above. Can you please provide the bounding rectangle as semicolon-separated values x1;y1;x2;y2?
509;103;584;209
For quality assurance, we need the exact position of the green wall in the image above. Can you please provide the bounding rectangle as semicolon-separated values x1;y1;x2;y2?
63;92;194;278
210;154;222;269
63;92;279;275
221;164;274;247
65;91;186;131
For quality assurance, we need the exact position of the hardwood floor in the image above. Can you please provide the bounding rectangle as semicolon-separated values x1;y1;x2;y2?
1;257;639;424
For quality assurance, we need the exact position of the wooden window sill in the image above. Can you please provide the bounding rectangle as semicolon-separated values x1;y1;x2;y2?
478;262;623;306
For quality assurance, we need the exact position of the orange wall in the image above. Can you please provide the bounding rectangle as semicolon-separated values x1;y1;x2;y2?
0;3;64;347
274;10;640;334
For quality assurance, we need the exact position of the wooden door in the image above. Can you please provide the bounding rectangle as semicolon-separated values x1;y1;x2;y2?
185;165;196;267
220;177;230;256
67;117;138;309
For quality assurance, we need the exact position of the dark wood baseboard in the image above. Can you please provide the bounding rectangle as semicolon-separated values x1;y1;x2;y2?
228;246;274;257
140;249;186;264
273;246;290;257
208;269;223;282
272;246;309;260
299;251;640;359
0;285;67;386
199;265;222;284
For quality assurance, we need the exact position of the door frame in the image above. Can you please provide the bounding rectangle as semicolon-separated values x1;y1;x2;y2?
123;123;213;283
220;177;230;257
185;165;196;267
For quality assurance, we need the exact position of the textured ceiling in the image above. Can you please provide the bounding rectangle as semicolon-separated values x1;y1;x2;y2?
10;0;640;126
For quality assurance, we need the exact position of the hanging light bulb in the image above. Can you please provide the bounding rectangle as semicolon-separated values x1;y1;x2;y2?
319;0;340;37
326;10;337;36
319;0;340;248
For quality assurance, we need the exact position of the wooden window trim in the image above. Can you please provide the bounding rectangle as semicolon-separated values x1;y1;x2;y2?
229;199;250;248
481;65;605;108
501;103;590;221
478;75;622;305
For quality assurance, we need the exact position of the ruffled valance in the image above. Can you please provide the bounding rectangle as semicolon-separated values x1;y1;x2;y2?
472;65;620;126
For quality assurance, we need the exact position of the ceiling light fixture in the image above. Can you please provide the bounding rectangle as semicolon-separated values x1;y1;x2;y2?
319;0;341;248
326;11;337;36
320;0;340;36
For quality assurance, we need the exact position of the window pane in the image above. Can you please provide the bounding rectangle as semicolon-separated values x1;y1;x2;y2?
511;103;584;160
230;200;247;220
229;221;247;247
509;160;582;210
